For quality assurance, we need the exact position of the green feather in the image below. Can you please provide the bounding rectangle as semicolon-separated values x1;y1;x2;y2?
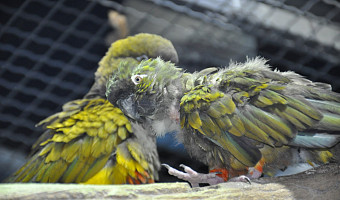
318;113;340;130
285;106;316;127
256;95;274;107
285;96;323;120
35;162;51;182
262;90;287;104
61;140;81;163
82;155;110;182
228;114;245;136
91;137;106;158
271;107;307;131
218;133;261;167
248;105;293;137
200;113;222;136
214;115;232;130
213;101;230;115
17;156;41;182
221;96;236;114
188;110;202;130
244;110;288;144
61;157;84;183
207;105;223;118
308;99;340;115
75;161;92;183
45;142;63;163
238;111;274;146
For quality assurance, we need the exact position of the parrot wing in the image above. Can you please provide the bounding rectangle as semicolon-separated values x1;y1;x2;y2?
180;58;340;167
6;98;158;184
5;33;178;184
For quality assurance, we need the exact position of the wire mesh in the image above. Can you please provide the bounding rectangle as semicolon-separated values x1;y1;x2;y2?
0;0;339;182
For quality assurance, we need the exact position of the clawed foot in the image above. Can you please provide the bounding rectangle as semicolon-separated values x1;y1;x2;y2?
162;164;224;187
162;164;251;187
229;175;251;184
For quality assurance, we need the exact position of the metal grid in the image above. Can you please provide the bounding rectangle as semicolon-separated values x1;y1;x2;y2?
0;0;339;181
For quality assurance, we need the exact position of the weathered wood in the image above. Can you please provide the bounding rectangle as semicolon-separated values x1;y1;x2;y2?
1;163;339;200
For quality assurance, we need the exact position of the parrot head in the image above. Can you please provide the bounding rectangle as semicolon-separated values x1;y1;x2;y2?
86;33;179;99
106;58;183;136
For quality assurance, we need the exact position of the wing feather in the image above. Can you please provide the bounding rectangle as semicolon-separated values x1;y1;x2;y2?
180;58;340;168
6;99;158;184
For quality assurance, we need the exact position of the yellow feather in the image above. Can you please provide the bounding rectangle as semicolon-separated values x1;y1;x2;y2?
80;136;92;159
45;143;62;163
62;118;76;127
241;114;274;146
229;114;245;136
207;106;222;118
249;106;293;137
214;116;232;130
75;162;92;183
125;123;132;133
84;166;113;184
221;96;236;114
105;134;117;153
82;155;110;182
61;159;85;183
115;116;128;126
45;160;67;182
104;121;117;133
61;141;81;163
91;121;103;128
118;126;128;140
188;110;202;130
97;126;108;139
316;150;333;163
87;128;97;137
257;95;274;106
285;106;315;127
245;112;288;144
93;137;107;158
230;156;248;170
272;107;306;131
35;162;51;182
116;148;136;178
20;159;42;182
127;141;142;163
39;143;54;156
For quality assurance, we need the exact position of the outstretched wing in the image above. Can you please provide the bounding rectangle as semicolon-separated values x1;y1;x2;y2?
6;98;158;184
180;58;340;168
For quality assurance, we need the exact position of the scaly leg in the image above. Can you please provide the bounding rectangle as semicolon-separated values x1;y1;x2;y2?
162;164;251;187
162;164;224;187
162;158;265;187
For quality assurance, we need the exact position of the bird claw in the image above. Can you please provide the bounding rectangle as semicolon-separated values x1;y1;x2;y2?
229;175;251;184
162;163;224;187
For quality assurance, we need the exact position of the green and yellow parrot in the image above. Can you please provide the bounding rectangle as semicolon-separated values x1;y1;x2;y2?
106;57;340;187
5;33;178;184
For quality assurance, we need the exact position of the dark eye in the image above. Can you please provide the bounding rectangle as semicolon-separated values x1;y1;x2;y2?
131;74;147;85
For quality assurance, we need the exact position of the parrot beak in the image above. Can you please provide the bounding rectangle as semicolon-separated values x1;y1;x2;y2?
117;94;141;121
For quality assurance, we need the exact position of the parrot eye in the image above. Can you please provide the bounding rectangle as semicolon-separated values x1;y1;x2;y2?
131;74;147;85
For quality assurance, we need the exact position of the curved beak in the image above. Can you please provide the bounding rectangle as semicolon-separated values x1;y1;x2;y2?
117;94;141;121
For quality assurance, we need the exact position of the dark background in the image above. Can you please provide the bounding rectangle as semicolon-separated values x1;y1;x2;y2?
0;0;339;182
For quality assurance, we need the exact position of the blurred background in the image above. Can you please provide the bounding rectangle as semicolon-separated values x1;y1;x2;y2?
0;0;339;182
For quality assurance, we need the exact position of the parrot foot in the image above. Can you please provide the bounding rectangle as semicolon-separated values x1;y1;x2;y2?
229;175;251;184
162;163;224;187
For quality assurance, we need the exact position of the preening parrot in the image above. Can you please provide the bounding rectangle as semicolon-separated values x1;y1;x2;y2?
5;33;178;184
106;57;340;187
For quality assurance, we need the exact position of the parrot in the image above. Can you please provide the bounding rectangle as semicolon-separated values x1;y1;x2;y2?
106;57;340;187
5;33;178;184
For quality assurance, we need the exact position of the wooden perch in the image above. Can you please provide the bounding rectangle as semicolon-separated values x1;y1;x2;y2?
1;163;339;200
